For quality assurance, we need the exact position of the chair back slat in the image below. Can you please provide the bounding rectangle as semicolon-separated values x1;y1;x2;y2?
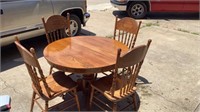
127;66;134;92
110;39;152;97
124;32;128;46
14;38;52;97
114;16;142;49
42;14;71;44
25;64;42;93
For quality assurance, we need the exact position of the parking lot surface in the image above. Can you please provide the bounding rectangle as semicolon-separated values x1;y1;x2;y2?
1;6;200;112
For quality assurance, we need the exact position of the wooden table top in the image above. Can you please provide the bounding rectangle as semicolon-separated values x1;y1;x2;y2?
43;36;128;74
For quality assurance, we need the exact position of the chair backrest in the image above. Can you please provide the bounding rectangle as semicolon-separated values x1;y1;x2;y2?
114;16;142;49
42;14;71;44
14;37;52;98
110;39;152;96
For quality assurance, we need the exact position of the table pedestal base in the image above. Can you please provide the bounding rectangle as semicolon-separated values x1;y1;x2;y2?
77;74;95;110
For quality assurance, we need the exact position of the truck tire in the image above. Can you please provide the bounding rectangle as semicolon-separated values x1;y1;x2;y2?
127;2;147;19
69;14;81;36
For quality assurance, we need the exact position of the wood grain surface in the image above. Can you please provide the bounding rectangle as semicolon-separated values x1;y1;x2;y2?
43;36;128;74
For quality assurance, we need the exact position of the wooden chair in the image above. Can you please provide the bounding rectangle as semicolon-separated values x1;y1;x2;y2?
42;14;71;74
89;39;152;111
42;14;71;44
14;37;80;112
95;16;142;78
114;16;142;49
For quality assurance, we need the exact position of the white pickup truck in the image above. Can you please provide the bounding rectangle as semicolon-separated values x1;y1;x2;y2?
0;0;90;46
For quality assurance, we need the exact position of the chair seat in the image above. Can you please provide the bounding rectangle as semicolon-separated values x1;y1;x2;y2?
33;71;77;100
91;75;137;102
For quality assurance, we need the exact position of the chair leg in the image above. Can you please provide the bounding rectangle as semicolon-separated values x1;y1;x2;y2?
133;93;138;111
49;66;53;74
73;89;80;111
30;91;36;112
89;87;95;110
112;102;117;112
94;73;97;79
82;79;87;95
45;101;48;112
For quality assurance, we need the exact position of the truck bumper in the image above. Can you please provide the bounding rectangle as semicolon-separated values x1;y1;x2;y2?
83;12;90;26
110;0;127;11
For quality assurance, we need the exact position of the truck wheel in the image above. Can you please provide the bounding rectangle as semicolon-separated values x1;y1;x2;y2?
127;2;147;19
69;14;81;36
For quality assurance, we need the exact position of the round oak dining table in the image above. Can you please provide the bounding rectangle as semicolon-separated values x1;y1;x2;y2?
43;36;128;75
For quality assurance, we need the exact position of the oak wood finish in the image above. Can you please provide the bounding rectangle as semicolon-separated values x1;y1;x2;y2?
43;36;129;75
42;14;71;44
97;17;142;78
15;37;80;112
114;16;142;49
42;14;71;74
44;36;129;109
89;39;152;111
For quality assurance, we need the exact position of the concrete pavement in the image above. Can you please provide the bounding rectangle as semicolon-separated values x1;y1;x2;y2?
1;7;200;112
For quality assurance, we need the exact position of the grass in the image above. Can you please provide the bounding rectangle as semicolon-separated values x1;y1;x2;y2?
145;22;160;27
177;28;190;33
139;21;199;36
105;35;113;38
141;21;160;28
177;28;200;35
191;32;199;35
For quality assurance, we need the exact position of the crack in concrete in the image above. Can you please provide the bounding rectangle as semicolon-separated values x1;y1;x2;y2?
194;102;200;112
149;88;189;111
0;77;7;90
0;77;20;94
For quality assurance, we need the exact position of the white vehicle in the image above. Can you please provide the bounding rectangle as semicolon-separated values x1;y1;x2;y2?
0;0;90;46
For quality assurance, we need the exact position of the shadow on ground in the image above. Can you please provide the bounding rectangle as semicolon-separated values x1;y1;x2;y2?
137;76;152;84
112;11;199;20
49;90;141;111
0;29;96;72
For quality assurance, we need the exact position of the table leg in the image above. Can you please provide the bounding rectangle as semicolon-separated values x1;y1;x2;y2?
82;74;95;110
